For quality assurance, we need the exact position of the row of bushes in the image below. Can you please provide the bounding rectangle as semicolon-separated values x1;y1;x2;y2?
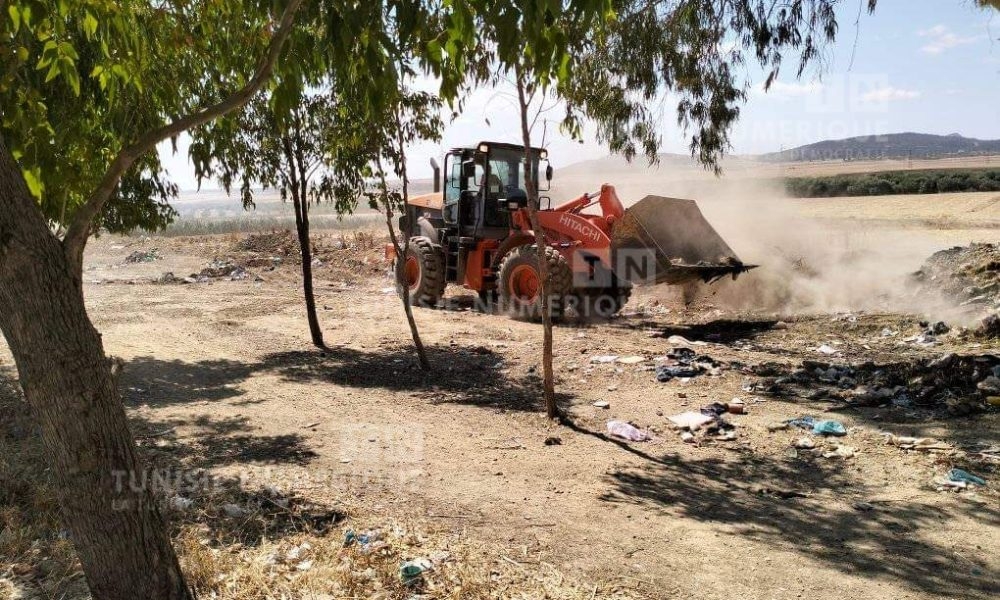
784;168;1000;198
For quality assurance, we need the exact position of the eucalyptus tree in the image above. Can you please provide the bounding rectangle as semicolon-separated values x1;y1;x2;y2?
346;83;443;371
0;1;305;597
191;91;342;349
326;0;447;370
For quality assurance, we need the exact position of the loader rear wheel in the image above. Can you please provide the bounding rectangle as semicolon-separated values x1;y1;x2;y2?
398;236;446;308
498;245;573;320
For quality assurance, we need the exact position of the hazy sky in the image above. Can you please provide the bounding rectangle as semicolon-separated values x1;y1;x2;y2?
160;0;999;189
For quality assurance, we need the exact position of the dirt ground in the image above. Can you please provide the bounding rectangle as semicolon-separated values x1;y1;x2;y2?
2;194;1000;599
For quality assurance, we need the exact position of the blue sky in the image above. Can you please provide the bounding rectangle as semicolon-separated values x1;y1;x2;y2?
161;0;999;188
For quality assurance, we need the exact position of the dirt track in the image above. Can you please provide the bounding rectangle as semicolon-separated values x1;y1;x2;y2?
4;212;992;599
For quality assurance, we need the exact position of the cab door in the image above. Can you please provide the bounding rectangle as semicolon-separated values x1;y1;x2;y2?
443;152;462;225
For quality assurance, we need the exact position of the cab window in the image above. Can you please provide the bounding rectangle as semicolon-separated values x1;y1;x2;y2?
445;157;461;205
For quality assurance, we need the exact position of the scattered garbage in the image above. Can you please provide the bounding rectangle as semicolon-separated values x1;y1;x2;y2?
295;560;313;571
753;486;808;499
792;353;1000;416
606;420;652;442
590;355;620;364
883;434;954;453
812;420;847;436
787;416;817;430
656;364;701;381
616;356;645;364
786;416;847;436
793;437;815;450
666;335;707;346
286;542;311;560
947;468;986;486
124;248;161;263
823;445;856;459
343;529;380;549
399;557;432;585
655;347;724;382
815;344;838;355
913;243;1000;322
667;411;714;431
169;496;193;511
593;401;610;409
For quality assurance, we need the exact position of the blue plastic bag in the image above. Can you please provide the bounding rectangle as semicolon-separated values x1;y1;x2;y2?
811;420;847;436
948;468;986;486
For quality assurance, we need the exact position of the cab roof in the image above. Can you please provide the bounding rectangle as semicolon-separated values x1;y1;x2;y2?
448;141;546;155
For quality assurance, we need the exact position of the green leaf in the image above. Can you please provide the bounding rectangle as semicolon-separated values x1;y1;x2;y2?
44;62;60;83
83;13;99;38
58;41;79;61
8;4;20;33
60;59;80;95
22;168;43;198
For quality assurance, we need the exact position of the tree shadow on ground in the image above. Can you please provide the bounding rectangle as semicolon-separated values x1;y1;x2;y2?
594;446;1000;598
121;343;569;414
121;357;256;407
255;343;571;413
602;316;781;342
0;368;342;599
131;413;318;471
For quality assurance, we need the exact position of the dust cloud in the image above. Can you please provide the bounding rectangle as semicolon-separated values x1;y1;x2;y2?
646;177;968;321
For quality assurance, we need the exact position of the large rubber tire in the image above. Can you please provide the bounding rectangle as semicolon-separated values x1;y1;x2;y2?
398;236;446;308
498;245;573;320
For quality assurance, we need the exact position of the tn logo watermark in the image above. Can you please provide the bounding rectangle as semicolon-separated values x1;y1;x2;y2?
573;248;658;288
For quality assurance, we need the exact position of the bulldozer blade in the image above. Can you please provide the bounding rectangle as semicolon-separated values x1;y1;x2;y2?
611;195;754;286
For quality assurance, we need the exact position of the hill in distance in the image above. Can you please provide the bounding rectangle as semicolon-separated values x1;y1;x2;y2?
758;132;1000;162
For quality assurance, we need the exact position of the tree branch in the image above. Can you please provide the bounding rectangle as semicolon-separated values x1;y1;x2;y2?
62;0;305;267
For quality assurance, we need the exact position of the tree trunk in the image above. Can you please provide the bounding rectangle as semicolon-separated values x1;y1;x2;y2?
389;103;430;372
387;213;430;371
0;140;191;598
291;191;325;349
515;75;558;419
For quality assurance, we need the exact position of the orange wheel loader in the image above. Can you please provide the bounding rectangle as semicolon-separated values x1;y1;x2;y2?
386;141;753;318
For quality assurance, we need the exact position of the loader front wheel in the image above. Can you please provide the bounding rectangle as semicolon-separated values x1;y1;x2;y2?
498;245;573;320
397;236;446;308
579;273;633;318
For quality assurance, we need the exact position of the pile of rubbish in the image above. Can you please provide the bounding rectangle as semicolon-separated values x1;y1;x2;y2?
913;243;1000;306
913;243;1000;335
124;248;161;263
655;346;725;382
159;259;255;284
236;230;299;255
781;353;1000;415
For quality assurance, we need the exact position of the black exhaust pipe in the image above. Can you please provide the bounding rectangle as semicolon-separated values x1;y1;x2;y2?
430;158;441;193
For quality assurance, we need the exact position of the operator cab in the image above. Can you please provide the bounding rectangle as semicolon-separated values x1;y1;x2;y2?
442;142;551;239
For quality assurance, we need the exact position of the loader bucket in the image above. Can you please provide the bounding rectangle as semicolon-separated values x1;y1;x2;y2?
611;195;754;286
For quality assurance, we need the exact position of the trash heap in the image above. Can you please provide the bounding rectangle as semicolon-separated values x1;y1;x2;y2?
912;243;1000;335
781;353;1000;415
124;248;161;263
159;259;254;284
655;347;724;382
235;230;299;256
